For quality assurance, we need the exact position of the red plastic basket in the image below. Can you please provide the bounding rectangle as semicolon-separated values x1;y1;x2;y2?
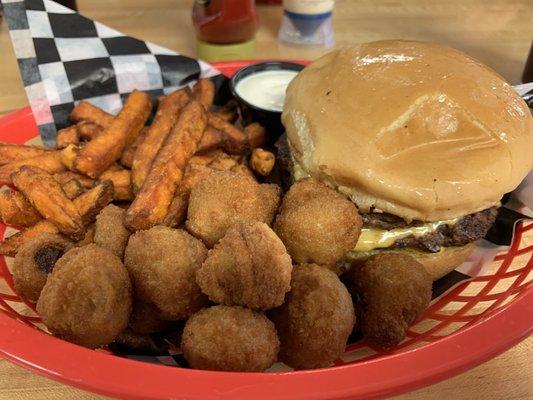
0;61;531;400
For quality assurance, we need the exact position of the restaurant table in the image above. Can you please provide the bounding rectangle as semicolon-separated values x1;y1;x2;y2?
0;0;532;399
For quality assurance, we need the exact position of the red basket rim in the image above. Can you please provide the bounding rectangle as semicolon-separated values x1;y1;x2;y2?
0;289;529;400
0;59;531;400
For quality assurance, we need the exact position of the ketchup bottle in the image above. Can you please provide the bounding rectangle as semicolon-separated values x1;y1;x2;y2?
192;0;259;62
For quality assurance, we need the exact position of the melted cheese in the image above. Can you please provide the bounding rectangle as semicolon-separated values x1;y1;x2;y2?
353;219;457;252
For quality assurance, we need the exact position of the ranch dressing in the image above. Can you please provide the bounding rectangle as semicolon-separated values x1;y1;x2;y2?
235;70;299;112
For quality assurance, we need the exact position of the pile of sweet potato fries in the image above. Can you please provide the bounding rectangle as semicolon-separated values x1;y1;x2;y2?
0;79;276;256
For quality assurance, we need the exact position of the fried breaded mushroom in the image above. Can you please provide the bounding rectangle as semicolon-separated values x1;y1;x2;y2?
197;221;292;310
94;204;131;259
274;178;362;267
13;233;72;303
124;226;208;320
129;299;167;335
36;244;132;348
181;305;279;372
346;253;432;349
186;172;281;247
270;264;355;370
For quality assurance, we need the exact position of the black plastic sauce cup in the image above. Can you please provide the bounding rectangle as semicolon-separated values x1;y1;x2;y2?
230;61;305;144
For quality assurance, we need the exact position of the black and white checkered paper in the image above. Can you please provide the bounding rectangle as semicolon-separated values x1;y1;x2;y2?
1;0;226;146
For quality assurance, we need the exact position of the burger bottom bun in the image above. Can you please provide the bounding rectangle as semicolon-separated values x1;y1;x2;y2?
342;243;476;281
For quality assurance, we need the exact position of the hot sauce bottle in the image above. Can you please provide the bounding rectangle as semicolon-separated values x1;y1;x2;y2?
192;0;259;61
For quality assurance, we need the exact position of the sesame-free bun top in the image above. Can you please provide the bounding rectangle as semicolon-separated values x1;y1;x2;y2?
282;40;533;222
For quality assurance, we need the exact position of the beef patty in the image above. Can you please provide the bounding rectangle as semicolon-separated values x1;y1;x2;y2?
276;135;498;253
363;207;498;253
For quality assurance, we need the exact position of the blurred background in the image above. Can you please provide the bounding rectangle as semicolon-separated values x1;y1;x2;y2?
0;0;532;114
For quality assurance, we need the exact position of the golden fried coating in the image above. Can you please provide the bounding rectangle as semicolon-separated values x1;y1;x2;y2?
36;244;132;348
207;114;248;154
274;179;362;267
250;148;275;176
75;90;151;178
192;78;215;109
11;166;84;239
270;264;355;370
347;253;432;349
0;190;42;228
74;181;114;226
197;126;225;153
186;172;281;247
244;122;267;149
70;100;114;127
0;151;65;185
124;226;208;320
0;143;52;166
131;89;190;192
181;305;279;372
0;220;59;257
197;221;292;310
13;233;72;303
128;299;167;335
99;168;133;201
120;126;147;168
94;205;131;259
56;126;80;149
61;178;85;200
126;100;208;230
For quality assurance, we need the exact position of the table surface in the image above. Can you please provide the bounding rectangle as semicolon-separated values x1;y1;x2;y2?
0;0;532;399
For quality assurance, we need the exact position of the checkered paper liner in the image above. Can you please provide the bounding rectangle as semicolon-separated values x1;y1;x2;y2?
1;0;226;146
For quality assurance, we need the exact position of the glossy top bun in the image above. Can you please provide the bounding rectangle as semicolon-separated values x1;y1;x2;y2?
283;40;533;221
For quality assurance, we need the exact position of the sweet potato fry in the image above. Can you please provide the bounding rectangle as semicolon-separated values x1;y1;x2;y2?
250;148;275;176
126;100;208;230
244;122;267;149
0;181;113;256
99;168;133;201
11;166;84;238
162;164;213;227
61;179;85;200
215;99;238;123
197;126;225;153
76;121;103;141
56;126;80;149
0;220;59;257
208;151;242;171
75;90;152;178
0;143;52;166
60;144;79;170
207;113;248;153
131;88;190;192
231;162;256;179
54;171;94;189
120;127;147;168
0;152;65;185
0;190;42;228
73;181;114;225
192;78;215;109
70;101;114;127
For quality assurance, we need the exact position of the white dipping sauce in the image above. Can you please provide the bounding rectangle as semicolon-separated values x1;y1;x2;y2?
235;70;299;112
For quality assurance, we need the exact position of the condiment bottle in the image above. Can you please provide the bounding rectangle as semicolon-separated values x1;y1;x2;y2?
278;0;335;47
192;0;259;62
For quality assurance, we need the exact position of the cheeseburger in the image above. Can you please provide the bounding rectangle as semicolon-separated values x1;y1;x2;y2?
281;40;533;280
